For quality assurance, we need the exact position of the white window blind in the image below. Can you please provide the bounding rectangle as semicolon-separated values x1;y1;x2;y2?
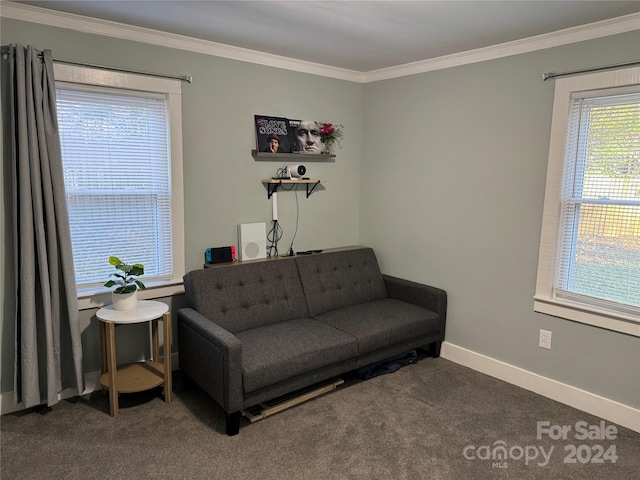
554;91;640;315
57;86;174;289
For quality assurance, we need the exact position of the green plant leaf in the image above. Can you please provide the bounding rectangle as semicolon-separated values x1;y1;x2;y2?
104;280;117;288
108;256;122;266
130;265;144;276
134;279;146;290
118;264;133;273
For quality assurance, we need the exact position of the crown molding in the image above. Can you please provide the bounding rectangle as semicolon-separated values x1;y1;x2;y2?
363;12;640;83
1;2;637;84
0;1;365;83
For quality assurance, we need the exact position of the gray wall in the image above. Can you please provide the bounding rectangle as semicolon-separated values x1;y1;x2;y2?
1;17;639;410
360;31;640;408
0;18;363;392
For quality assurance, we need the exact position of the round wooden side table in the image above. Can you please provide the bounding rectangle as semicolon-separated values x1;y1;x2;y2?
96;300;172;416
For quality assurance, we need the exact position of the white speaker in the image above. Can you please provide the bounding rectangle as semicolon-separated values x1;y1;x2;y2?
238;222;267;261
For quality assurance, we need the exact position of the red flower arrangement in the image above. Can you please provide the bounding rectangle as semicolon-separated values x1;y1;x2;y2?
318;122;344;145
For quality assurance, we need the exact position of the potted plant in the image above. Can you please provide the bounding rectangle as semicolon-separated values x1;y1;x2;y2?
104;256;146;310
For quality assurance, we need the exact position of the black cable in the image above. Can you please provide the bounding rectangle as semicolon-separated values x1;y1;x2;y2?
267;219;283;257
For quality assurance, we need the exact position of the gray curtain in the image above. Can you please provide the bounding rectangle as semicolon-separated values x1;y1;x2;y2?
8;44;83;408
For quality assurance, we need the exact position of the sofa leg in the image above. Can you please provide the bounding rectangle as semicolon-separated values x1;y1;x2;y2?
226;412;240;436
429;341;442;358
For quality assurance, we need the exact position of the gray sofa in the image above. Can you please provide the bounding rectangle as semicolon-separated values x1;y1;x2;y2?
178;247;447;435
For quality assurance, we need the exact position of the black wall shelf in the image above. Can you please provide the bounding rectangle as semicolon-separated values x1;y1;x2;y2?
262;179;325;199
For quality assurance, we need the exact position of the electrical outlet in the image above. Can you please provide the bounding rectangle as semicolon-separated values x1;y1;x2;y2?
539;329;552;350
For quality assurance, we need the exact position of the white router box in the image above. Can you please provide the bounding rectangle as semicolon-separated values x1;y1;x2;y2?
238;222;267;261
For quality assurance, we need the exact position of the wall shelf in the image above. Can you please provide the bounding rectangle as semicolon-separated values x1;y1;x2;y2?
262;179;325;199
252;150;335;160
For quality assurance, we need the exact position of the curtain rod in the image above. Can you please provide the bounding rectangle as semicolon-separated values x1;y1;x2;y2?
1;45;192;83
542;60;640;81
53;58;193;83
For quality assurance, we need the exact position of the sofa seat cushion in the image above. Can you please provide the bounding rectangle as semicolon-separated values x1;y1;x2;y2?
236;318;358;393
314;299;440;355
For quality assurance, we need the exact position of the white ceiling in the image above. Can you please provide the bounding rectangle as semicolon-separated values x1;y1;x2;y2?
9;1;640;72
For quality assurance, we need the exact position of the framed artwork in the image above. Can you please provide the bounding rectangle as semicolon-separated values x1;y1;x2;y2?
289;119;322;154
255;115;293;153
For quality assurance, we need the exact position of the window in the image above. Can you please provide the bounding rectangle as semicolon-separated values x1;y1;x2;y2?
535;67;640;336
54;64;185;308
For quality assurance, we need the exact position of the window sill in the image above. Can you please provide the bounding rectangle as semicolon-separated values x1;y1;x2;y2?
534;295;640;337
78;282;185;311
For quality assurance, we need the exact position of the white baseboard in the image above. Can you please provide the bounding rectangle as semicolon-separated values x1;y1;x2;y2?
1;352;180;416
441;341;640;433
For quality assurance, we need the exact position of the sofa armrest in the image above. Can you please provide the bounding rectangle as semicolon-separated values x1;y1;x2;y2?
382;275;447;324
177;307;243;413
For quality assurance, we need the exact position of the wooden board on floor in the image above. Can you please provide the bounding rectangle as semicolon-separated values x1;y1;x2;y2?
242;379;345;423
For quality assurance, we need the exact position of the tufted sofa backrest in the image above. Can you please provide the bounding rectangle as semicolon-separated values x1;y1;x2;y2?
183;259;309;333
295;248;387;316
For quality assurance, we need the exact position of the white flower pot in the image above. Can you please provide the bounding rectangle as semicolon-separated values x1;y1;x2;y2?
112;290;138;311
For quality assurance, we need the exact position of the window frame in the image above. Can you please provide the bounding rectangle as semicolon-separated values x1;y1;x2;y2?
54;64;185;310
534;66;640;337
